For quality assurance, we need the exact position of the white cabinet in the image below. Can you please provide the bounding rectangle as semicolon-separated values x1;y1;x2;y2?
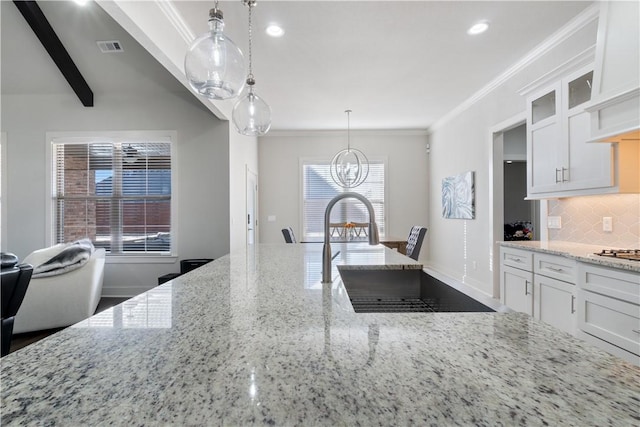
526;63;614;198
532;253;577;334
534;274;576;335
500;247;576;334
577;263;640;364
502;264;533;315
500;247;534;315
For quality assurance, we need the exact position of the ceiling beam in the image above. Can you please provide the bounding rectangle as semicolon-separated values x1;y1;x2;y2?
13;0;94;107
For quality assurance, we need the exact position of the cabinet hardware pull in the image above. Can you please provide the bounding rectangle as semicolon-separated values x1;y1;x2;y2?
571;295;576;314
508;257;522;262
525;281;530;295
555;168;561;183
548;266;564;272
561;167;569;182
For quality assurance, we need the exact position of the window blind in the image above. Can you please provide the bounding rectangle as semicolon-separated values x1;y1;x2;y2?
302;161;385;239
52;140;172;254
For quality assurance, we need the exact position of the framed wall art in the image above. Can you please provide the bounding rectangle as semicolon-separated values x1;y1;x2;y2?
442;171;475;219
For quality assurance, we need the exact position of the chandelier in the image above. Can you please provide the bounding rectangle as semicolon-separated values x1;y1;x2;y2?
330;110;369;188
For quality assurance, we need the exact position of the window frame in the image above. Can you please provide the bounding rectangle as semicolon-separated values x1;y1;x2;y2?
298;156;388;241
46;131;178;264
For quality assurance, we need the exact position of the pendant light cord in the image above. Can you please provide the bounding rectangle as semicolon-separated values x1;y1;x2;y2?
346;109;352;151
246;0;255;85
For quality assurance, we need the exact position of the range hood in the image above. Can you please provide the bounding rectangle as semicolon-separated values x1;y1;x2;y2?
586;1;640;143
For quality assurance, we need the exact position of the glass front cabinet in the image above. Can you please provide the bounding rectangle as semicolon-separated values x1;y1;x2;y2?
525;64;614;198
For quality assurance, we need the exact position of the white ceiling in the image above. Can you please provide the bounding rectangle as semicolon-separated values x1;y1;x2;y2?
1;1;593;131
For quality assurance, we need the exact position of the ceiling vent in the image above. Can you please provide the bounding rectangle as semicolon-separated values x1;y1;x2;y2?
97;40;123;53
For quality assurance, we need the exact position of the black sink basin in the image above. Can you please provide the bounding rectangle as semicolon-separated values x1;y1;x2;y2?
339;269;494;313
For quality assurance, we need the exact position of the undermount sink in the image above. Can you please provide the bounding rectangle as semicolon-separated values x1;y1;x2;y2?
338;269;494;313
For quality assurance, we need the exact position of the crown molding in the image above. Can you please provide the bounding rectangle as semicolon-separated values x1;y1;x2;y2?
262;129;429;138
157;0;194;45
429;3;599;133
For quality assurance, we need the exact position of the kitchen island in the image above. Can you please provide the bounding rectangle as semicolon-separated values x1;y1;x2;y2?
2;243;639;425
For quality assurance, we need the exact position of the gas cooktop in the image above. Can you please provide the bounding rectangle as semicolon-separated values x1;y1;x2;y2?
593;249;640;261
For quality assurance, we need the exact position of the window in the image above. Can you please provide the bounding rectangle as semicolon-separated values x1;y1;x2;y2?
51;135;173;255
302;160;385;240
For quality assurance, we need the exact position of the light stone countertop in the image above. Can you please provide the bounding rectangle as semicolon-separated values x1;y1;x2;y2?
1;243;639;425
500;240;640;273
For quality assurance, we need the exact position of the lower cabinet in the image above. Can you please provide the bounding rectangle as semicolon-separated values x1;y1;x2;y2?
534;274;576;335
500;247;577;334
577;263;640;364
500;244;639;365
501;264;533;315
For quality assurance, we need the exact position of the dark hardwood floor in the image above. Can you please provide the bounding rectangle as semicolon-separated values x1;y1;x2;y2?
8;297;129;354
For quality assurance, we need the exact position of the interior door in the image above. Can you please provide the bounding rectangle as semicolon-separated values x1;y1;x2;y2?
246;168;258;246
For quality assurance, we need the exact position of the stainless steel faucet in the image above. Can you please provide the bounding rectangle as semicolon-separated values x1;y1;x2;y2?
322;192;379;282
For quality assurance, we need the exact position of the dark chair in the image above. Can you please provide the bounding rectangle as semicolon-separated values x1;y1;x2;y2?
406;226;427;261
1;253;33;357
281;227;296;243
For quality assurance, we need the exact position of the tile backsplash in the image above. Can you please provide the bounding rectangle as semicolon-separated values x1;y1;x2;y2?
548;194;640;248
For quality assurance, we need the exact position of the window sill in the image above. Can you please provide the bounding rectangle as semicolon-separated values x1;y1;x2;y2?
105;255;178;264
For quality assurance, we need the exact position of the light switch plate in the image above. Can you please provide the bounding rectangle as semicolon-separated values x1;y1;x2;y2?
547;216;562;229
602;217;613;232
267;215;276;222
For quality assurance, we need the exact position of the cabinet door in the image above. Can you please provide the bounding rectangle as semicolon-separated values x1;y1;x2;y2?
527;82;563;195
563;68;613;191
529;121;563;194
534;274;576;335
501;265;533;315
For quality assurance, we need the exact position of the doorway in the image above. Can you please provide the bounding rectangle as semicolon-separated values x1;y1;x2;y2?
490;114;539;298
503;124;539;242
246;167;258;246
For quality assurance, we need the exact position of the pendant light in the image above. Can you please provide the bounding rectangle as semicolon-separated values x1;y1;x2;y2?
330;110;369;188
184;1;246;100
232;0;272;136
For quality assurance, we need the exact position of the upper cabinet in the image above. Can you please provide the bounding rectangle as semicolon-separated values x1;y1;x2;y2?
521;50;615;199
586;1;640;141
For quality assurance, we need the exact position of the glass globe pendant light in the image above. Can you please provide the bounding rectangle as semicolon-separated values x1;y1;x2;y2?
232;0;272;136
330;110;369;188
184;1;246;100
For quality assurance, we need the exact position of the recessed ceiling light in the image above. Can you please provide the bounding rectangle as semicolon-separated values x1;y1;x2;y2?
266;24;284;38
74;0;89;6
467;20;489;35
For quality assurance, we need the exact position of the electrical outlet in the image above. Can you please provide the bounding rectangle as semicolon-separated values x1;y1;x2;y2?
602;217;613;232
547;216;562;229
267;215;276;222
472;261;477;270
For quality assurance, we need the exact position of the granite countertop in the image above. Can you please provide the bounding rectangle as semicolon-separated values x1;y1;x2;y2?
2;243;639;425
500;240;640;273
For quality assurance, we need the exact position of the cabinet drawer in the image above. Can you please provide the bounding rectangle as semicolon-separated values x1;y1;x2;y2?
534;253;576;283
578;290;640;356
579;263;640;305
500;247;533;271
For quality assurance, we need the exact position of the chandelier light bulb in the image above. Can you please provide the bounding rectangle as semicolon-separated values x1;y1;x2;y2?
184;7;246;100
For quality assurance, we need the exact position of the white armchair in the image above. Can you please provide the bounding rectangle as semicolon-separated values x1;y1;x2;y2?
13;244;106;334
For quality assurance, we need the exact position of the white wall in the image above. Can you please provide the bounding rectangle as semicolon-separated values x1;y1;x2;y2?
426;20;598;296
1;91;230;296
229;131;258;253
258;130;429;261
